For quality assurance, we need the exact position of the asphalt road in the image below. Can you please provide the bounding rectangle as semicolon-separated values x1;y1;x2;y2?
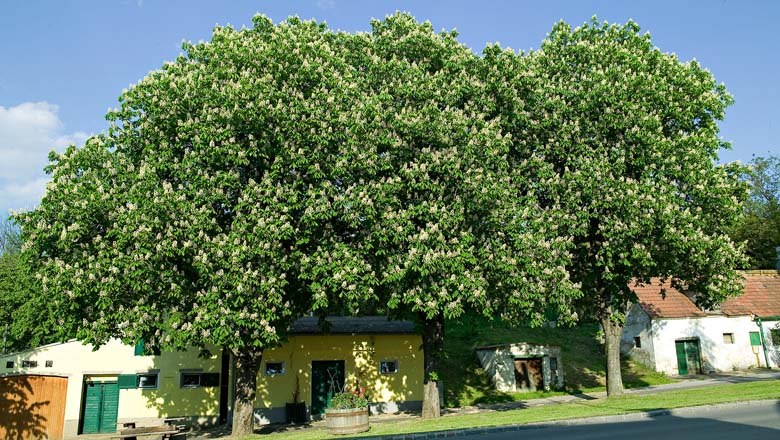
462;403;780;440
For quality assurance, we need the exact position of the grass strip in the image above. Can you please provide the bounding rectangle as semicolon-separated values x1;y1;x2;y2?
251;380;780;439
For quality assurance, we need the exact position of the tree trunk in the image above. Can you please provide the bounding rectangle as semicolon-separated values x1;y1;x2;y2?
421;312;444;418
231;348;262;437
600;314;624;396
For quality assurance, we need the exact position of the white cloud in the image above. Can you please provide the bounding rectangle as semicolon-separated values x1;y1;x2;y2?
0;102;89;216
316;0;336;11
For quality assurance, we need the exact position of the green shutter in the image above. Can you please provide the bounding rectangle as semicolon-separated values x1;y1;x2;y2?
118;374;137;389
201;373;220;387
134;338;145;356
675;341;688;375
81;382;103;434
100;382;119;433
750;331;762;346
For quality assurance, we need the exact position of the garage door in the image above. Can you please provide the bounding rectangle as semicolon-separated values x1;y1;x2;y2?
0;375;68;440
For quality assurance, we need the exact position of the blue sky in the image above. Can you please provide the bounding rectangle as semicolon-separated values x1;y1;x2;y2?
1;0;778;215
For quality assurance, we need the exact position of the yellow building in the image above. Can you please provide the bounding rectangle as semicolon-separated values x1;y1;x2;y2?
0;316;423;439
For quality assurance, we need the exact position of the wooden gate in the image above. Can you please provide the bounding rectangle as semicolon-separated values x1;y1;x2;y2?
0;375;68;440
513;358;544;392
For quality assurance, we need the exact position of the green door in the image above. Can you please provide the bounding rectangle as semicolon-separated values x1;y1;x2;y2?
684;340;702;374
81;381;119;434
675;341;688;375
311;360;345;416
675;340;701;375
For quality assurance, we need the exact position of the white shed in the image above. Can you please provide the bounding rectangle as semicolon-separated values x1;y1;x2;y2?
475;343;564;392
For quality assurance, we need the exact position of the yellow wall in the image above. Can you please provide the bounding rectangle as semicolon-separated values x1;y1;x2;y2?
0;332;423;437
256;334;423;409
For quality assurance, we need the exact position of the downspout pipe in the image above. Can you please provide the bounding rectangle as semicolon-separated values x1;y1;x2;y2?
754;316;772;369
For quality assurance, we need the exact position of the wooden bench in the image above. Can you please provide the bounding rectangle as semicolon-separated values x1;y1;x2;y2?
111;425;186;440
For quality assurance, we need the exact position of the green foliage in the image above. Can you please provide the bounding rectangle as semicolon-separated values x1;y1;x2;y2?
353;13;579;330
485;17;748;317
328;392;368;410
0;219;61;353
731;155;780;269
15;15;377;354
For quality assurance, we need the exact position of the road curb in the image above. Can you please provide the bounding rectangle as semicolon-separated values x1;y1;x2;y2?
363;399;780;440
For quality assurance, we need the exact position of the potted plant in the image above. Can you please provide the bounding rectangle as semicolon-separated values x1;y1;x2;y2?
324;390;369;435
285;375;307;424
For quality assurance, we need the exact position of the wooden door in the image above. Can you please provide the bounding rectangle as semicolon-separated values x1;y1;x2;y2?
513;358;544;392
0;375;68;440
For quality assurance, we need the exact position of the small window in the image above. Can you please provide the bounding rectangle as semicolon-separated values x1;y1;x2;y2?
21;360;38;368
180;372;219;388
5;361;13;368
633;337;642;348
549;357;558;371
265;362;285;376
45;360;53;368
380;360;398;374
137;373;159;389
723;333;735;344
181;372;201;388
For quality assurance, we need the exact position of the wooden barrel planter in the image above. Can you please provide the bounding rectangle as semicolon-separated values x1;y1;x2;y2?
324;407;369;435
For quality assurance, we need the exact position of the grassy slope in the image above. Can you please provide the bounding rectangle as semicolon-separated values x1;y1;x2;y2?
442;315;674;407
255;380;780;439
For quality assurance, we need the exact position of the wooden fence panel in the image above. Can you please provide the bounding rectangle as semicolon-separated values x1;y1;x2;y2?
0;375;68;440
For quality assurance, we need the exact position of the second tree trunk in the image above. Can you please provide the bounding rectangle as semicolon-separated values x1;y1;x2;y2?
421;312;444;418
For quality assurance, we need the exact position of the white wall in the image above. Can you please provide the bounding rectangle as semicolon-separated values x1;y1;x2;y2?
621;304;656;369
649;315;778;375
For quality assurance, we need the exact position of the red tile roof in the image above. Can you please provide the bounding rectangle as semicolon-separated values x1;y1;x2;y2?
721;274;780;318
632;273;780;319
632;279;707;318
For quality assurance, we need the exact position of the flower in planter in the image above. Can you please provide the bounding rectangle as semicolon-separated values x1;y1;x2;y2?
329;392;369;410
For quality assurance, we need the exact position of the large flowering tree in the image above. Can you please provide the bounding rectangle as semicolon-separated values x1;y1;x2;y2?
17;16;376;435
350;14;579;417
487;19;748;395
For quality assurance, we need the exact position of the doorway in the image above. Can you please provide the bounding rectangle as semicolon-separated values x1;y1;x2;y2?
514;357;544;392
310;360;345;416
80;380;119;434
675;339;702;375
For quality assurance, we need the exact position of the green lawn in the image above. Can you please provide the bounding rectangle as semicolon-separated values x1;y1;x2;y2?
442;315;675;406
251;380;780;440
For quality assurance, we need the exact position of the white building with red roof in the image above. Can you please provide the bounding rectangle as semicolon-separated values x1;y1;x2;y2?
621;271;780;375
